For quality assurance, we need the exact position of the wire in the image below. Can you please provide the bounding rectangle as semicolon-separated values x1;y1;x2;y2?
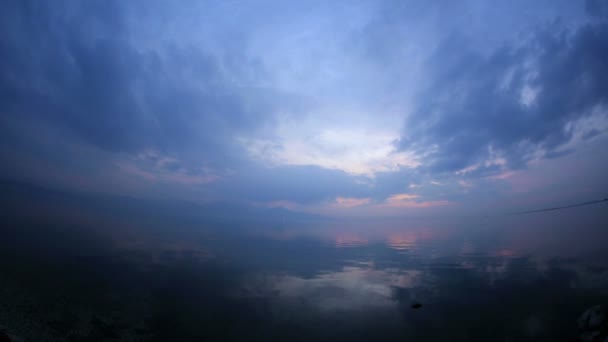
509;198;608;215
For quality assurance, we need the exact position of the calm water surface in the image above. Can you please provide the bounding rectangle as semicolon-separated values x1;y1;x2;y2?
1;193;607;341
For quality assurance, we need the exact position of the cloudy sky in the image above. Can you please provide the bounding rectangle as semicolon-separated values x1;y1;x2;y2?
1;0;607;217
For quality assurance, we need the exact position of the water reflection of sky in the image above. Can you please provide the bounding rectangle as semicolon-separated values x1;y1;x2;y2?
241;266;420;312
98;203;608;311
1;195;607;341
183;206;606;338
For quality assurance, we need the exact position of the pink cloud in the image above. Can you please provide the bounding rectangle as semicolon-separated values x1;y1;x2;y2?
333;196;372;208
380;193;450;208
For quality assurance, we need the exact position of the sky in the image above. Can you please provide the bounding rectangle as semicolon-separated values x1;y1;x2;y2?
1;0;608;217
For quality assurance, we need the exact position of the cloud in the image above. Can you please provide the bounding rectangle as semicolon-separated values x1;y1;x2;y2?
1;0;606;212
0;0;284;169
0;0;403;207
256;200;299;210
397;13;608;175
381;193;449;208
115;150;220;186
1;1;145;152
243;127;419;176
208;164;371;204
333;197;372;208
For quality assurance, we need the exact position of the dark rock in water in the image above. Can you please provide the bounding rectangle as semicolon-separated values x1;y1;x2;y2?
578;305;608;342
411;303;422;309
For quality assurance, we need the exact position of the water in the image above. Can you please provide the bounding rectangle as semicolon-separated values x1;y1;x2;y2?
1;186;607;341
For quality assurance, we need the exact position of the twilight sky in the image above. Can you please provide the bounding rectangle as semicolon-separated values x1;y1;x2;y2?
1;0;607;217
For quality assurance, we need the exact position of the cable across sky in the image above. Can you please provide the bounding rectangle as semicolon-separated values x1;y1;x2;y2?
510;198;608;215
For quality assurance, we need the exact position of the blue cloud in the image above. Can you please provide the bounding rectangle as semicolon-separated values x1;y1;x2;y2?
0;0;279;159
397;11;608;174
1;0;607;209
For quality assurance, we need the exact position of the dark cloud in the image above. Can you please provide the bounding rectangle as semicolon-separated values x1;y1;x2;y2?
2;0;607;207
209;164;371;204
397;14;608;174
586;0;608;18
0;0;374;204
0;0;141;150
0;0;279;167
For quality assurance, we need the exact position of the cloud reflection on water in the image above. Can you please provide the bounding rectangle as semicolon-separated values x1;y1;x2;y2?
1;185;607;340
